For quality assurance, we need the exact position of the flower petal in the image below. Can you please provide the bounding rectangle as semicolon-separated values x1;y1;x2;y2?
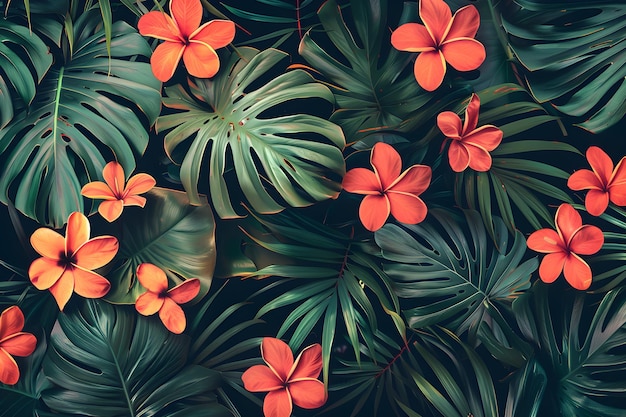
159;297;187;334
73;236;119;270
448;141;470;172
137;11;181;41
170;0;202;38
388;164;432;195
419;0;452;44
462;93;480;134
567;169;603;191
609;156;626;186
463;126;503;153
342;168;381;195
71;266;111;299
371;142;402;190
66;212;90;256
150;41;185;82
28;258;64;291
414;50;446;92
359;194;390;232
555;204;582;246
242;365;284;392
49;270;75;311
289;379;327;409
263;388;293;417
586;146;613;186
102;161;126;197
526;228;563;253
387;192;428;225
0;348;20;385
191;20;236;49
569;225;604;255
441;38;485;71
183;41;220;78
261;338;294;382
81;181;115;200
391;23;436;52
30;228;65;260
0;333;36;357
135;291;165;316
124;173;156;197
98;200;124;222
466;144;493;172
563;253;593;290
122;195;147;208
289;343;322;380
445;5;480;40
136;263;169;293
0;306;24;341
437;111;462;139
609;183;626;206
585;189;610;216
168;278;200;304
538;252;567;284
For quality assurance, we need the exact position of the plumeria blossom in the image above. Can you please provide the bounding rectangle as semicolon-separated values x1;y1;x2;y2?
437;93;503;172
391;0;486;91
567;146;626;216
81;161;156;222
134;263;200;334
342;142;432;232
242;337;327;417
28;212;118;311
526;204;604;290
137;0;235;82
0;306;37;385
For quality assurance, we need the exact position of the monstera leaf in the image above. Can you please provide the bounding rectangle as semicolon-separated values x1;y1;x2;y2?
0;20;53;128
106;187;216;304
376;208;537;341
499;0;626;132
298;0;471;142
0;10;162;227
40;299;232;417
158;47;345;219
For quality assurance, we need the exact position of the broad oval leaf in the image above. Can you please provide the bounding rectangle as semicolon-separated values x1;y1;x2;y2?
376;208;537;339
106;187;216;304
0;11;162;227
499;0;626;132
157;46;346;219
41;299;230;416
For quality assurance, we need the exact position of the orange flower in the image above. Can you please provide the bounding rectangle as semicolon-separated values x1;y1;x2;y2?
137;0;235;82
81;161;156;222
567;146;626;216
437;93;503;172
526;204;604;290
0;306;36;385
134;263;200;334
342;142;431;232
242;338;327;417
391;0;486;91
28;212;118;311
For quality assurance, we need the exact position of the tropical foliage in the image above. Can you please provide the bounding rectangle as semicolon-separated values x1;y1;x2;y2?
0;0;625;416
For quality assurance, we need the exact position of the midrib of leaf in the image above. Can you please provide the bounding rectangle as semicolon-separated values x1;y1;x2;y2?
122;213;190;260
52;66;65;202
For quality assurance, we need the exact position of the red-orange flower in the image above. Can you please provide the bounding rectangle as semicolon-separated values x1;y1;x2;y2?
391;0;486;91
134;263;200;334
137;0;235;82
242;338;327;417
28;212;118;311
0;306;36;385
526;204;604;290
81;161;156;222
567;146;626;216
437;93;503;172
342;142;431;232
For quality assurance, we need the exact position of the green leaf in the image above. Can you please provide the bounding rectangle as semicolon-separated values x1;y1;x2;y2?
376;208;536;342
499;0;626;132
106;187;216;304
158;47;345;219
41;299;231;416
299;0;471;142
503;357;547;417
0;10;162;227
